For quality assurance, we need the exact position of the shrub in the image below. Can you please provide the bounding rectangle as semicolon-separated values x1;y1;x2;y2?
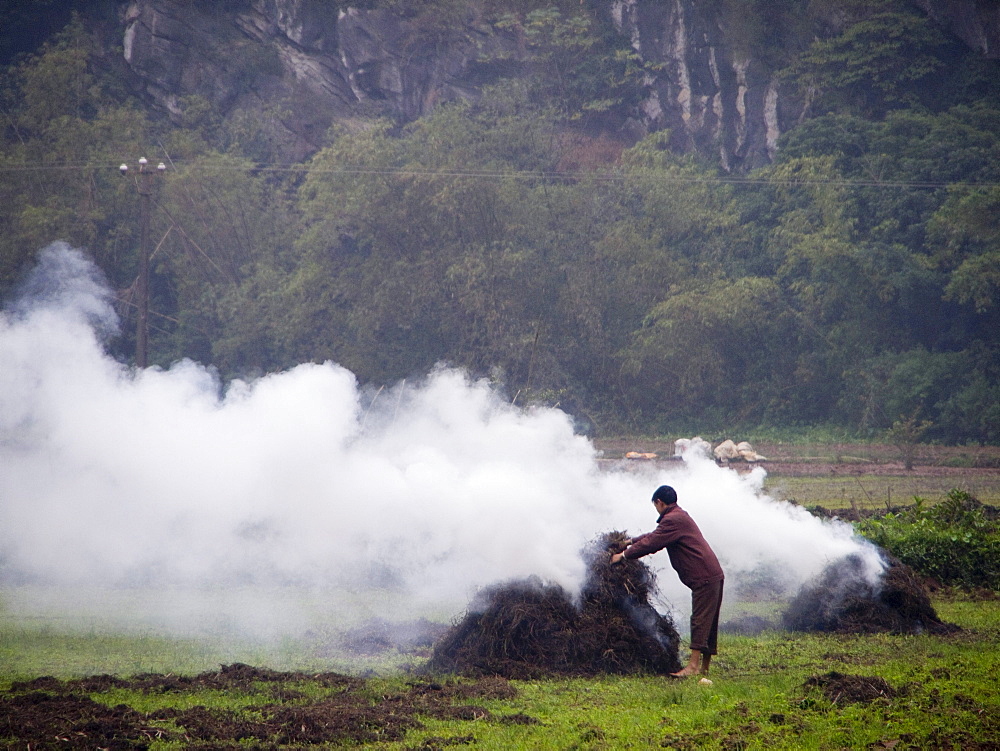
856;490;1000;590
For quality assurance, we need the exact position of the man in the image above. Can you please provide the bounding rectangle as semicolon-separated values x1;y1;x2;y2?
611;485;724;677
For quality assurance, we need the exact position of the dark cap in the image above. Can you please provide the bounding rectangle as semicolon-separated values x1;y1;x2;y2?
651;485;677;505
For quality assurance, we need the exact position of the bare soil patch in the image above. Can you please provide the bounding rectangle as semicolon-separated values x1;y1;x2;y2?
803;671;898;705
594;439;1000;507
596;439;1000;468
1;667;524;749
596;438;1000;474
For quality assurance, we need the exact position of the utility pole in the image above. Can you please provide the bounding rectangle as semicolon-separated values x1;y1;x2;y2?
120;157;165;368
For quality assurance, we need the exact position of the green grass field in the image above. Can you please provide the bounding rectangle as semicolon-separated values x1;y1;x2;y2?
3;449;998;748
762;472;1000;510
2;592;997;749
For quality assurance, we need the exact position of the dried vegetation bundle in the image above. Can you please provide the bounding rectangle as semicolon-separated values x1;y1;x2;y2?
782;554;957;635
427;532;682;678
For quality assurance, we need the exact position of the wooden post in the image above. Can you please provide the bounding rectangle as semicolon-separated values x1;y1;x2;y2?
121;157;165;368
136;178;152;368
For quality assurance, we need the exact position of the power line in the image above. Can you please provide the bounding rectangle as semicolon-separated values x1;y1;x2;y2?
0;159;998;190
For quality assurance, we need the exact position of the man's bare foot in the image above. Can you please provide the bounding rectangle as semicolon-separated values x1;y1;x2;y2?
669;666;699;678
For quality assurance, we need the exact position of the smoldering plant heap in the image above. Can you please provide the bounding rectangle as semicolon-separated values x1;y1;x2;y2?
782;554;958;635
427;532;682;678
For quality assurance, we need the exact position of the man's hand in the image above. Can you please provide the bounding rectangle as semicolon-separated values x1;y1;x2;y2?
610;552;626;565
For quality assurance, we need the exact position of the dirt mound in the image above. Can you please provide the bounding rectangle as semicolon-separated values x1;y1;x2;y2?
11;662;361;697
782;554;957;635
804;671;897;705
426;532;682;678
0;669;526;748
0;692;164;749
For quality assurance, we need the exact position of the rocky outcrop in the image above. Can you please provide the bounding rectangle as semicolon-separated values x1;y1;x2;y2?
608;0;786;170
118;0;999;167
122;0;499;159
915;0;1000;58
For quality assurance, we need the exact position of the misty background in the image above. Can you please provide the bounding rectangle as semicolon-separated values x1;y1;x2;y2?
1;1;998;447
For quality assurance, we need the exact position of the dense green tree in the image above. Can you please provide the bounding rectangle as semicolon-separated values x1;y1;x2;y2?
2;2;998;442
620;276;806;427
781;1;950;117
488;5;646;126
0;18;155;294
0;1;90;65
148;153;298;370
930;186;1000;315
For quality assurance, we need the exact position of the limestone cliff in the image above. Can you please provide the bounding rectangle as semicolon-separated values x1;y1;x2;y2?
119;0;999;168
609;0;785;170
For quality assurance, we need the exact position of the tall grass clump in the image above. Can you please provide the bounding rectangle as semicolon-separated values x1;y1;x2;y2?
856;489;1000;590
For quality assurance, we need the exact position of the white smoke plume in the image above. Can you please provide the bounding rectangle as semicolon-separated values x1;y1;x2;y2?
0;243;884;641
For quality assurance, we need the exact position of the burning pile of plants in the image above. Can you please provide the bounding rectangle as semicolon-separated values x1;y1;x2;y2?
782;554;958;635
427;532;682;678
